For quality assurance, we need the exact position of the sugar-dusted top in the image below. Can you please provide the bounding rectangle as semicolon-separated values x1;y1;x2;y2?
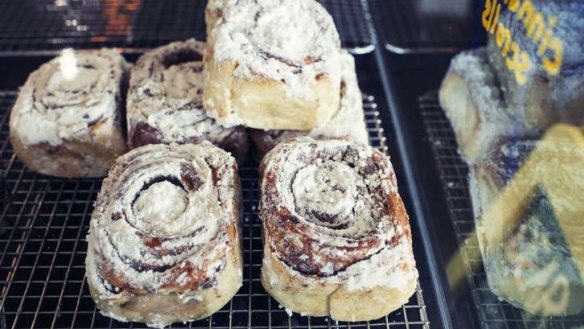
209;0;342;100
260;138;418;290
87;142;240;295
10;48;127;146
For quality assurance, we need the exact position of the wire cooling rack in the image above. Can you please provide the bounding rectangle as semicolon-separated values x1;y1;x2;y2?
0;0;374;56
0;91;429;329
369;0;486;53
420;91;584;329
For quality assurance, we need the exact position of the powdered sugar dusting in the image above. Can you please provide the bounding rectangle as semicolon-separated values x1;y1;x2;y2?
343;237;417;291
127;39;239;145
272;139;391;238
10;48;127;146
209;0;341;100
86;142;239;301
132;181;188;236
261;138;417;292
449;49;511;132
260;50;368;148
310;51;368;144
440;48;521;163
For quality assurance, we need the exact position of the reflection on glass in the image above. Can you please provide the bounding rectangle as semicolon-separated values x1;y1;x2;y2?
90;0;140;42
456;125;584;317
442;0;584;319
58;48;79;80
473;125;584;316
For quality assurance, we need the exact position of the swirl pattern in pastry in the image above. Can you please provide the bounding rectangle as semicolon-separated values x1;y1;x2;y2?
127;39;248;162
259;138;418;321
86;142;243;328
9;48;129;177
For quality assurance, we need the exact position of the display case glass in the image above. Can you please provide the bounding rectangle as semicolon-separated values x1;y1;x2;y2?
0;1;582;329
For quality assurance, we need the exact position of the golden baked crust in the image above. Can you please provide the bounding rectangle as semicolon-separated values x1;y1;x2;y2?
87;242;242;327
261;247;417;321
203;58;339;130
249;50;368;158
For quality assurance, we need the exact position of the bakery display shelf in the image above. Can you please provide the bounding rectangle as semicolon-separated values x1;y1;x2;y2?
0;90;430;329
0;0;374;56
419;91;584;329
368;0;486;54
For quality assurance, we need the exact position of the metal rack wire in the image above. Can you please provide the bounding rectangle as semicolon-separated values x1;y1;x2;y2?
0;91;429;329
0;0;374;56
420;91;584;329
369;0;485;54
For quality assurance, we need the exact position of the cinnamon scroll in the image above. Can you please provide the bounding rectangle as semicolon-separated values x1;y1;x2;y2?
86;142;243;328
259;139;418;321
9;48;129;177
249;51;368;158
203;0;342;130
127;39;248;162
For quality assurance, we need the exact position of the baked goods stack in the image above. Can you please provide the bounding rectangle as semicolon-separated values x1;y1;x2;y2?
248;51;369;158
439;0;584;316
8;0;418;327
126;39;249;162
204;0;368;156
